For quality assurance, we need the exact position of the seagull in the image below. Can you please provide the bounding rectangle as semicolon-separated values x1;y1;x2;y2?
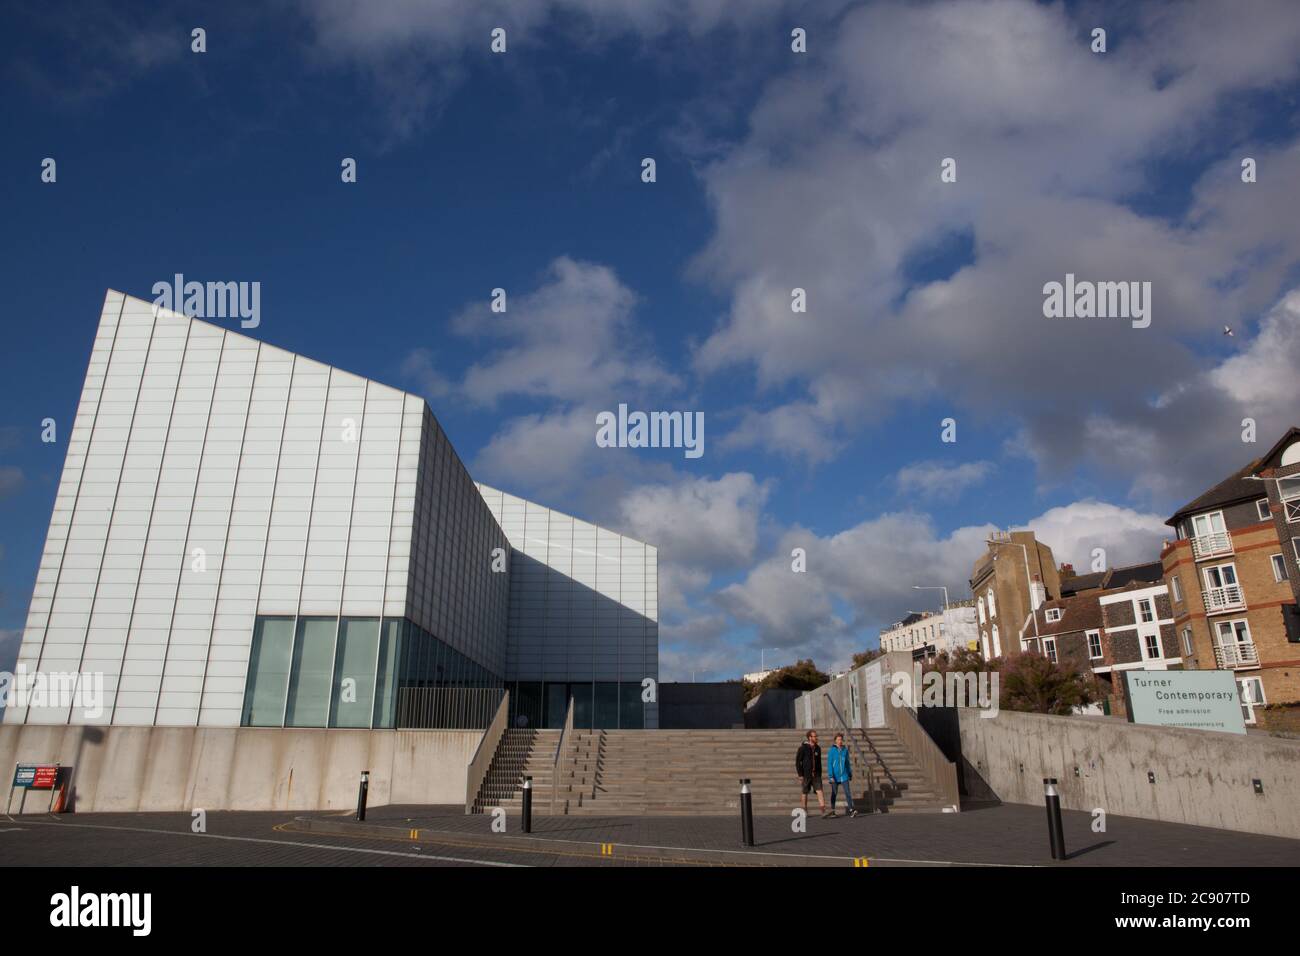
1223;325;1234;337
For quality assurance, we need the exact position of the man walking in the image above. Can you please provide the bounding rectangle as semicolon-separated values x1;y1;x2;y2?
795;730;830;818
827;733;859;817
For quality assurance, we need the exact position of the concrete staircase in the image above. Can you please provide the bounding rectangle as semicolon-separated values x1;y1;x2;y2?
471;728;561;814
477;727;953;816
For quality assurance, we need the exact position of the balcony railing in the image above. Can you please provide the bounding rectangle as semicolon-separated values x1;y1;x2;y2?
1213;642;1259;669
1203;584;1246;613
1191;531;1233;560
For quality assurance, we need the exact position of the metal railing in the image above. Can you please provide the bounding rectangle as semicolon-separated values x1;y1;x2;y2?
396;686;505;729
1191;532;1233;560
1203;584;1246;613
1213;642;1259;669
825;696;878;814
550;696;574;815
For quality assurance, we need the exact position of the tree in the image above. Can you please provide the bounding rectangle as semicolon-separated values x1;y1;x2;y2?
851;648;884;669
744;658;830;702
998;651;1099;715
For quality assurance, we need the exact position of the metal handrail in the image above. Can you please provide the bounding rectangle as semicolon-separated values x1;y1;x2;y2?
824;696;879;814
550;696;574;815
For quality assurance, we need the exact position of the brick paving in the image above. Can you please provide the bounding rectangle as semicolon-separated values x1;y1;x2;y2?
341;800;1300;867
3;800;1298;867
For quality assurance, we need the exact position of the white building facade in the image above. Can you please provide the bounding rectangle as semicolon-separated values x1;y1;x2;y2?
878;604;979;659
6;291;656;730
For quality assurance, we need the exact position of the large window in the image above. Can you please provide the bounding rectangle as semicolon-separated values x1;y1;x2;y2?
330;617;380;728
242;614;499;729
242;616;294;727
285;617;337;727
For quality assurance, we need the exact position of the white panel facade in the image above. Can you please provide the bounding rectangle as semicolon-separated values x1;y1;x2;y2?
8;290;656;730
475;483;659;696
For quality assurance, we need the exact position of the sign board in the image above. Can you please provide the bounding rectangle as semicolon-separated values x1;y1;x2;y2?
863;661;885;729
12;764;58;789
1122;670;1246;735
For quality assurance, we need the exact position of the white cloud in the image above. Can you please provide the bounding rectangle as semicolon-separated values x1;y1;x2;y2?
712;498;1169;668
895;460;994;498
688;0;1300;499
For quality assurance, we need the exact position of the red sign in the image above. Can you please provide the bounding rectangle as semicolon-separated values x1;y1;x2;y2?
30;765;58;790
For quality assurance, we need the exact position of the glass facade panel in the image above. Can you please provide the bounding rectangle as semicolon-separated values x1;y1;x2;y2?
594;682;619;728
242;616;294;727
330;617;380;728
285;617;337;727
619;682;644;729
372;618;404;729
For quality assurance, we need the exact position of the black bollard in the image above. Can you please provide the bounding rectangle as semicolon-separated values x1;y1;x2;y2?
739;778;754;847
356;770;369;822
522;775;533;834
1043;777;1066;860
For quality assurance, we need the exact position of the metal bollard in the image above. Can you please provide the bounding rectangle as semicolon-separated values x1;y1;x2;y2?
356;770;369;822
1043;777;1066;860
522;775;533;834
739;778;754;847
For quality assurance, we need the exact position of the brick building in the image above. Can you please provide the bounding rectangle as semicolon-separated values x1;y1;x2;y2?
969;531;1060;660
1162;427;1300;725
1021;575;1179;716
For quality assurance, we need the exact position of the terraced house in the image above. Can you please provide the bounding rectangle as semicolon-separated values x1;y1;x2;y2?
1020;567;1179;717
1161;428;1300;726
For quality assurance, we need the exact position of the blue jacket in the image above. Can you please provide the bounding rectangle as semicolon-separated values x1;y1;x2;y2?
827;744;852;782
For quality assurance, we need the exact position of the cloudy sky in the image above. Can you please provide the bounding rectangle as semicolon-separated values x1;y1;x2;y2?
2;0;1298;679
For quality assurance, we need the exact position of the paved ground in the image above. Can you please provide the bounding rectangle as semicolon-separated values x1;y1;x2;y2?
4;801;1298;867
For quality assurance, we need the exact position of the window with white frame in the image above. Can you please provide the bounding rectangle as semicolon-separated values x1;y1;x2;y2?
1281;476;1300;522
1191;510;1227;538
1203;562;1239;591
1257;498;1272;521
987;588;996;618
1143;632;1160;658
1087;630;1102;659
1043;638;1057;663
1181;627;1193;657
1237;676;1266;725
1293;538;1300;565
991;624;1000;656
1045;607;1062;623
978;597;986;624
1273;553;1288;583
1170;575;1183;603
1138;599;1155;623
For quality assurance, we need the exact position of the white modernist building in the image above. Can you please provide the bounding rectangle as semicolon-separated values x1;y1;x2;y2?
5;291;657;730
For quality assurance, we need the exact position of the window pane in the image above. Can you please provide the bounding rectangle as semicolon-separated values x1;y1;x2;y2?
594;682;619;728
330;617;380;728
242;616;295;727
285;616;338;727
372;619;404;729
619;682;644;729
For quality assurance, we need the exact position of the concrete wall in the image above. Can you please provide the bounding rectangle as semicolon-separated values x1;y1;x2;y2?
958;708;1300;839
0;724;481;814
744;689;801;728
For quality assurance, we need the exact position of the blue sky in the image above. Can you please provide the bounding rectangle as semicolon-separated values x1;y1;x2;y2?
2;0;1299;680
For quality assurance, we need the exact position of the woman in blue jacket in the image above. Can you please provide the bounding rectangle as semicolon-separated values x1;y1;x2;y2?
827;733;859;817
